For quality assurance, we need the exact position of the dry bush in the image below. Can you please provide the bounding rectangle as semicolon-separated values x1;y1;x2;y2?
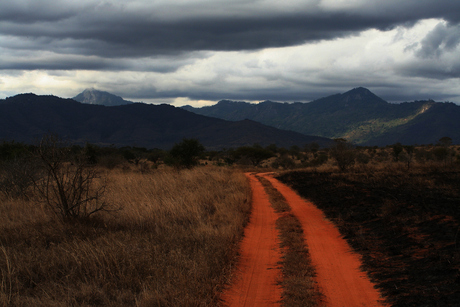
32;134;110;221
0;166;251;306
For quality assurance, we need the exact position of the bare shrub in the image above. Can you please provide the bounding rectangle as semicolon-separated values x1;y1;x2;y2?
32;134;109;221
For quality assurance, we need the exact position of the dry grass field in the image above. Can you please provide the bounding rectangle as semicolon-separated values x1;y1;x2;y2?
0;166;251;306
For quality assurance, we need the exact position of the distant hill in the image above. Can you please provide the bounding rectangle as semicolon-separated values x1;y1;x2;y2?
0;94;331;150
182;87;460;145
73;89;134;106
365;102;460;146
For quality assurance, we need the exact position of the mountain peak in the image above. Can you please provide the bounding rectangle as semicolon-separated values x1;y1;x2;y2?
348;87;372;94
73;88;134;106
341;87;386;103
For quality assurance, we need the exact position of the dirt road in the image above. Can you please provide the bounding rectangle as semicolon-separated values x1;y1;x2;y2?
221;172;386;307
261;173;386;307
220;173;282;306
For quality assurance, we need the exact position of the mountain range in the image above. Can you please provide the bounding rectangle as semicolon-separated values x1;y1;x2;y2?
2;87;458;149
0;93;330;150
183;87;460;146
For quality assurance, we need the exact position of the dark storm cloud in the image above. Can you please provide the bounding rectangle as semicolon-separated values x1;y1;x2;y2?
0;1;79;23
0;51;202;73
398;60;460;80
2;0;460;60
416;22;460;58
2;1;460;104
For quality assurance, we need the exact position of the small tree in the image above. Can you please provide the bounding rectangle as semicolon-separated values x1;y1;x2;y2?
168;138;205;169
32;134;108;221
305;142;320;154
330;138;355;171
232;146;274;166
289;145;301;159
265;144;278;154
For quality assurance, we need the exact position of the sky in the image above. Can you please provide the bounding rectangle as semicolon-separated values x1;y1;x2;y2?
1;0;460;107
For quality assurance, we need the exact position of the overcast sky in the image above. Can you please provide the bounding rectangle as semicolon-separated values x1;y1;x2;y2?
1;0;460;106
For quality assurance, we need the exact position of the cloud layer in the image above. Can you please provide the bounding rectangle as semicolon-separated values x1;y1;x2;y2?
1;0;460;104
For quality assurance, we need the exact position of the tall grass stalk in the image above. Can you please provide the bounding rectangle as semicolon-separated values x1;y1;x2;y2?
0;245;13;306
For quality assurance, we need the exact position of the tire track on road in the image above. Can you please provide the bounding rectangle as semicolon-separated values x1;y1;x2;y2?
220;173;282;306
262;173;387;307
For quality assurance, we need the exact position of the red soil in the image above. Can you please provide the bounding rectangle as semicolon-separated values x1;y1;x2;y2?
221;172;386;306
261;173;387;307
220;173;282;306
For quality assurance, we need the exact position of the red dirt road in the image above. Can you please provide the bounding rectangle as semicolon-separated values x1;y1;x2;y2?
261;173;387;307
220;173;282;306
222;172;387;307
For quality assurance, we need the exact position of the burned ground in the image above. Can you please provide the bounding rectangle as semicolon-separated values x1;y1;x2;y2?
278;168;460;306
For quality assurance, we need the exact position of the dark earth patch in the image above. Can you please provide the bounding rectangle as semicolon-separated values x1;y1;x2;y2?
278;169;460;307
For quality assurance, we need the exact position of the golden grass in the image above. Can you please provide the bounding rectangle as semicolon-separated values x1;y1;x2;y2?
0;166;251;306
